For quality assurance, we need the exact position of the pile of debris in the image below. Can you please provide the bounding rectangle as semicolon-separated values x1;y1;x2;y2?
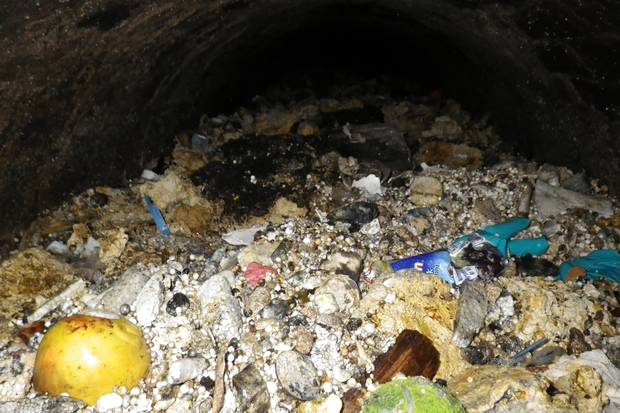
0;79;619;413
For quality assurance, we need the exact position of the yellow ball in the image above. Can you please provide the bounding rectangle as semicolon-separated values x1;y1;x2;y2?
33;315;150;405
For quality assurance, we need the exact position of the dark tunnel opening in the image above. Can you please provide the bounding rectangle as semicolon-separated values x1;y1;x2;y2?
201;4;484;117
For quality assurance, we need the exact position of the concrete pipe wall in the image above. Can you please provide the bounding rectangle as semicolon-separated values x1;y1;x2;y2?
0;0;618;239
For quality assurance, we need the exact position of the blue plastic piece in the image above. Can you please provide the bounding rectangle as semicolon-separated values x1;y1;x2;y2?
558;249;620;284
483;217;531;239
456;218;549;257
144;195;171;236
506;238;549;257
390;250;454;284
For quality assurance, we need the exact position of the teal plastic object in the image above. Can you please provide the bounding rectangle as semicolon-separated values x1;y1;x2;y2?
558;249;620;284
455;218;549;257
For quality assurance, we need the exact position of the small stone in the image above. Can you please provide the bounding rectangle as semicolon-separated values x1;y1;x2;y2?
568;327;592;356
166;292;190;316
245;286;272;315
407;217;430;235
314;274;360;314
46;240;69;256
352;175;384;196
275;351;320;401
200;376;215;391
298;394;343;413
0;351;35;401
98;228;128;267
345;317;362;332
98;265;149;314
471;198;501;226
327;202;379;232
463;344;493;365
373;329;440;383
311;333;354;383
197;273;243;346
313;292;340;314
238;241;278;269
562;171;591;193
321;251;363;279
232;364;270;413
261;299;290;320
95;393;123;412
290;328;316;355
165;398;193;413
409;176;443;206
541;220;562;237
453;281;489;348
360;218;381;236
119;303;131;315
168;357;208;384
134;275;164;327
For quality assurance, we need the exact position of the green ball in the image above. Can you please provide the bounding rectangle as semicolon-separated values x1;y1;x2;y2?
363;377;466;413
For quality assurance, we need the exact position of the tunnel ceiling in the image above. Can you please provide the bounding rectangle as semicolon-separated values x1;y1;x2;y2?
0;0;619;240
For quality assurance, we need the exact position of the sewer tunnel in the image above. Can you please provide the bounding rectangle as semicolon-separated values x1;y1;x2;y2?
0;0;619;242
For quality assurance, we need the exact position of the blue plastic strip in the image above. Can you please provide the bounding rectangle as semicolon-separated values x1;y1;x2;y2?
390;250;454;284
144;195;171;236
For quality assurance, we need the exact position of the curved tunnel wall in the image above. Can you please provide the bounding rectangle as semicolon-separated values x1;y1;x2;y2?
0;0;618;239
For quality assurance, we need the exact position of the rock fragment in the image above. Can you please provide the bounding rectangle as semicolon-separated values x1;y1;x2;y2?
452;281;489;348
232;364;270;413
321;251;363;280
450;366;557;412
0;396;84;413
327;202;379;232
534;179;613;218
275;351;320;401
168;357;208;384
197;272;243;346
314;274;360;314
409;176;443;206
567;327;592;355
134;275;163;327
0;351;35;401
95;393;122;412
97;264;149;313
298;394;343;413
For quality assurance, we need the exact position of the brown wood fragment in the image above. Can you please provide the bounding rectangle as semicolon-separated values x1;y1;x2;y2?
372;329;439;384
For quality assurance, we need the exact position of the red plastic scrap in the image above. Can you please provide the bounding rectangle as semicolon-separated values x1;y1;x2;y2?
244;262;278;287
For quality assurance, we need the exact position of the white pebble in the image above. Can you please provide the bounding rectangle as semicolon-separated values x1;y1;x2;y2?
96;392;123;412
